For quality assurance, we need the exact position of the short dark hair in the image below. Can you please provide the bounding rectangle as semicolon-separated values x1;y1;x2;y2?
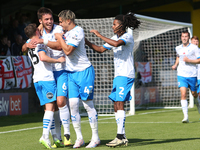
24;23;37;38
181;31;190;38
37;7;53;20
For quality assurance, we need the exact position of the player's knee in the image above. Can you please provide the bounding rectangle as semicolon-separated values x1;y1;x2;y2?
192;92;198;98
69;98;79;113
57;96;66;107
82;100;94;112
116;101;124;110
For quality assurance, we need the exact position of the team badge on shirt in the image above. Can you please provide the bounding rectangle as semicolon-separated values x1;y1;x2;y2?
46;92;54;99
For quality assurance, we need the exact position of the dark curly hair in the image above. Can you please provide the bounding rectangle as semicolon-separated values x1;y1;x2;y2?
115;11;141;32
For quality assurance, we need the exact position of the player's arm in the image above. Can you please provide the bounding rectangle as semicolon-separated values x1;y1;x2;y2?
183;56;200;64
172;56;179;70
30;38;62;50
55;33;75;55
85;38;107;53
22;42;36;53
90;29;125;47
38;51;65;63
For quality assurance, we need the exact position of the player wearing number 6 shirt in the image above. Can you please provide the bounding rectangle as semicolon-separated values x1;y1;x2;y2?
22;7;71;147
85;12;140;147
55;10;100;148
172;31;200;123
24;23;65;149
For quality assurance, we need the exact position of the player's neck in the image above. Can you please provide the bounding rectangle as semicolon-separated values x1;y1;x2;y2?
30;35;39;40
45;28;52;34
182;42;190;47
67;23;76;31
117;31;126;37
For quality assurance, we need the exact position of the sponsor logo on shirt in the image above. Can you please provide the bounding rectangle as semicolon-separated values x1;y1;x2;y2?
72;34;78;40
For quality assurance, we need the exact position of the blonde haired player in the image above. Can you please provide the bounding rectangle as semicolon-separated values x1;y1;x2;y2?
55;10;100;148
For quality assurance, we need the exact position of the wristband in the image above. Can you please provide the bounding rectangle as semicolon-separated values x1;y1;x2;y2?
43;38;48;45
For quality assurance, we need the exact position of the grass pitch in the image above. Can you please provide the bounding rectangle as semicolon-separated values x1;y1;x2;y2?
1;108;200;150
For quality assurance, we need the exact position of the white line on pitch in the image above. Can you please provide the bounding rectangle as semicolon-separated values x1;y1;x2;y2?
0;110;176;134
0;126;43;134
95;122;182;124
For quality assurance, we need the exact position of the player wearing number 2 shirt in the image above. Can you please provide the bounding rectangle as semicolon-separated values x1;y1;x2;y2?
24;23;65;149
85;12;140;147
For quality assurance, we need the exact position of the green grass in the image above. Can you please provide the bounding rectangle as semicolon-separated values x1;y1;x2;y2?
1;108;200;150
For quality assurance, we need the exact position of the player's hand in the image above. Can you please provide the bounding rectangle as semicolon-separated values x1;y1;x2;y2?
58;56;65;63
27;41;37;49
183;56;189;62
38;24;43;36
55;32;64;40
172;65;177;70
90;30;101;37
30;38;43;45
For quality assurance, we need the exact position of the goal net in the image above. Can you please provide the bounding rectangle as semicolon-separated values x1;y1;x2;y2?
76;14;193;115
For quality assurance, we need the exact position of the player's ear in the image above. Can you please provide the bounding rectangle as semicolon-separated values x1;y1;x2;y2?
39;19;42;24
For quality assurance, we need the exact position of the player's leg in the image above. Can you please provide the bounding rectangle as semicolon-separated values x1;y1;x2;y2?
57;96;71;146
68;72;84;148
69;97;85;148
193;78;200;114
79;66;100;148
53;70;71;147
35;81;57;149
40;102;55;149
106;76;134;147
178;76;189;123
82;100;100;148
180;87;189;123
51;105;65;148
188;77;198;99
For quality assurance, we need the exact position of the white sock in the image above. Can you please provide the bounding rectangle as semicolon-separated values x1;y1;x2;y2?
82;100;99;141
115;112;125;137
69;98;83;140
43;110;54;137
59;105;70;135
50;119;57;136
53;110;62;140
117;110;126;135
181;100;188;119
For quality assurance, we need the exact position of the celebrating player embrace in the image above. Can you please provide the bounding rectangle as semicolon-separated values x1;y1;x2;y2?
55;10;100;148
24;23;65;149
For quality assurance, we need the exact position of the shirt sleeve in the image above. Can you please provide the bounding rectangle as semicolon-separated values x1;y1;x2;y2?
37;44;47;53
102;36;115;50
195;46;200;59
53;25;63;34
175;47;179;57
67;28;83;47
119;33;132;45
